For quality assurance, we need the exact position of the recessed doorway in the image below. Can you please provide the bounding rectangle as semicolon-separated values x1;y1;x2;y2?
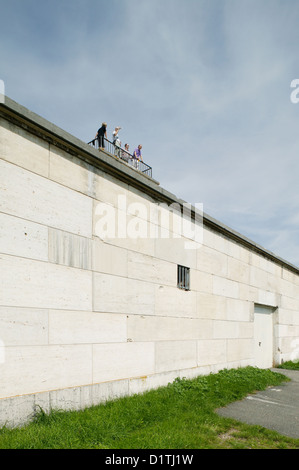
254;304;276;369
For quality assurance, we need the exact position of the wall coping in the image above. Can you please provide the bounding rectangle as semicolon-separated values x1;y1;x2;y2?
1;96;298;275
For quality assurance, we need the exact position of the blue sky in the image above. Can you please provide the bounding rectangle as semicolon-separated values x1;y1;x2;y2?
1;0;299;266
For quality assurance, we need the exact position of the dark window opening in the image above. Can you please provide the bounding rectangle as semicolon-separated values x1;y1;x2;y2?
177;265;190;291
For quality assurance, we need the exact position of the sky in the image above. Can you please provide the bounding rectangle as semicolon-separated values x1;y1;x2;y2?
1;0;299;267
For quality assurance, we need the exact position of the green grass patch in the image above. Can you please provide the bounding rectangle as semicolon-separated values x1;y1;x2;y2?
277;360;299;370
0;366;299;449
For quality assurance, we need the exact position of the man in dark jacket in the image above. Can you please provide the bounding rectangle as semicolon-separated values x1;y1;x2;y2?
96;122;107;150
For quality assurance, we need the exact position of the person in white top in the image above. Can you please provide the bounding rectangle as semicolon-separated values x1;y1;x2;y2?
112;127;121;158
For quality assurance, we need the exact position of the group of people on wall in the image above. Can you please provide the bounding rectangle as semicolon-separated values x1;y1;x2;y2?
95;122;143;169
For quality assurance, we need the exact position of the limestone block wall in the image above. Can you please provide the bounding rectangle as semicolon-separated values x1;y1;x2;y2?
0;99;299;427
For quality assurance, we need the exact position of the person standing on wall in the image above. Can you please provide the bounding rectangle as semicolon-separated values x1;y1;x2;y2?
133;144;143;169
121;143;130;163
113;127;122;158
96;122;107;150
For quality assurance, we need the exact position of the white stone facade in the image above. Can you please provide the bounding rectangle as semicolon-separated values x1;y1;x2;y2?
0;99;299;427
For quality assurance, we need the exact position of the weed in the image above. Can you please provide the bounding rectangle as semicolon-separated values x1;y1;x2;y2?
278;361;299;370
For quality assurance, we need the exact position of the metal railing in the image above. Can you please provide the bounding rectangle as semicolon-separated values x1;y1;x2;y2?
88;138;152;178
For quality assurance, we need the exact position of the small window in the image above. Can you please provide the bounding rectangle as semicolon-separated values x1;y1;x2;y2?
177;265;190;291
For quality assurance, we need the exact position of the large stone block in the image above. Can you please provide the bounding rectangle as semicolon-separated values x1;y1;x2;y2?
127;251;176;286
238;321;253;339
93;171;129;209
277;324;299;339
227;256;250;284
0;254;92;310
251;252;282;276
256;289;279;308
266;272;282;292
102;233;156;258
279;308;299;326
96;194;187;248
280;277;298;299
93;199;156;257
196;292;227;320
0;212;48;261
238;245;251;264
48;310;127;344
92;342;155;382
226;298;251;321
203;228;229;254
249;266;269;290
126;185;155;213
227;238;242;260
280;294;299;311
197;339;227;366
155;340;197;373
238;282;258;303
154;236;198;269
214;320;252;340
93;272;155;315
49;146;96;197
155;284;197;318
49;228;92;270
282;267;299;285
277;337;296;357
0;307;48;346
197;246;228;276
92;238;128;277
146;199;182;233
0;159;93;238
0;344;92;399
190;269;213;293
213;320;240;339
212;276;239;299
127;315;213;342
227;338;253;363
0;118;49;177
94;182;187;239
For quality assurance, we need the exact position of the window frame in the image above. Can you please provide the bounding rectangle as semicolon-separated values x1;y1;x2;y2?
177;265;190;291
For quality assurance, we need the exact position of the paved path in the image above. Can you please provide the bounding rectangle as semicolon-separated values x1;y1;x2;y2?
216;368;299;439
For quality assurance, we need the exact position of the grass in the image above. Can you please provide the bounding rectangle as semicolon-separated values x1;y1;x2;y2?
0;366;299;449
277;360;299;370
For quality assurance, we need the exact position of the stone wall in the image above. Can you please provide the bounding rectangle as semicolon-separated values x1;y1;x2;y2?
0;99;299;427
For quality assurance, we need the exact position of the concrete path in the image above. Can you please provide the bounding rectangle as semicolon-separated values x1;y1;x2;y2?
216;368;299;439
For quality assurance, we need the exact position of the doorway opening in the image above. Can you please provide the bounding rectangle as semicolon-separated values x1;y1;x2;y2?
253;304;277;369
